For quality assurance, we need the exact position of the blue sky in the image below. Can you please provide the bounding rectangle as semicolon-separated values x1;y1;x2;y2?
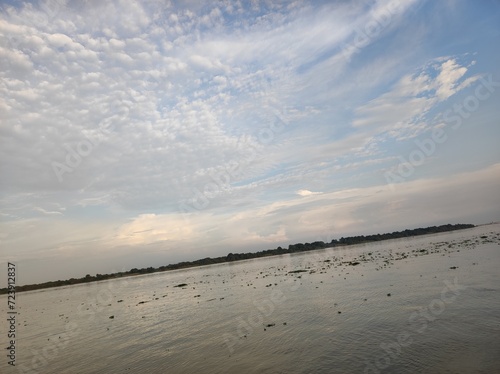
1;0;499;285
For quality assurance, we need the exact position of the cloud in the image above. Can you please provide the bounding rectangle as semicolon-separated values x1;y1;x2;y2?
0;0;498;284
114;213;195;246
296;189;322;197
33;207;64;215
352;57;479;140
435;58;469;100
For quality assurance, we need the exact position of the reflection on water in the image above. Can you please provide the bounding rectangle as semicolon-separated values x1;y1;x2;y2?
1;224;499;373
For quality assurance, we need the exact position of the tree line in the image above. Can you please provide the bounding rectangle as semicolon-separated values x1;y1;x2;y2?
0;223;474;294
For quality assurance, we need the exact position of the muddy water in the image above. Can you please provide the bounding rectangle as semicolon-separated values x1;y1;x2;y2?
1;224;499;373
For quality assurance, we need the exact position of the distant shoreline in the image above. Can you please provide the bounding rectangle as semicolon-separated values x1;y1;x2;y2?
0;223;476;294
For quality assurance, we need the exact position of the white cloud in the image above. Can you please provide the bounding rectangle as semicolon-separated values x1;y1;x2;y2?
353;57;478;140
0;0;498;284
33;207;64;215
296;189;322;197
435;59;468;100
114;213;195;246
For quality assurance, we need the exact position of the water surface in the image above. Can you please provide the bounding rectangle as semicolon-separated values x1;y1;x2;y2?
1;224;499;373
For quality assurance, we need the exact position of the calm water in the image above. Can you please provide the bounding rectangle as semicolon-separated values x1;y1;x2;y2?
1;224;499;374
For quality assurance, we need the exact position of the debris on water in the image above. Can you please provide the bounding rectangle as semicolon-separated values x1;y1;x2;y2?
174;283;188;288
109;315;114;319
387;293;391;297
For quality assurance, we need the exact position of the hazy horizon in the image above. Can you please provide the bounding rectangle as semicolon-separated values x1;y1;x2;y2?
3;222;486;287
1;0;500;285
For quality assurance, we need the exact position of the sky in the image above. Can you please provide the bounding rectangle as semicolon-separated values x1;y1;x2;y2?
1;0;499;285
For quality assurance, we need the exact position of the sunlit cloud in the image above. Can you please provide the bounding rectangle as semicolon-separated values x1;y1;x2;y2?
0;0;499;284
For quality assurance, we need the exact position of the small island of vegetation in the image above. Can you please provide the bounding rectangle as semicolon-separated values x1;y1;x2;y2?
0;223;475;294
